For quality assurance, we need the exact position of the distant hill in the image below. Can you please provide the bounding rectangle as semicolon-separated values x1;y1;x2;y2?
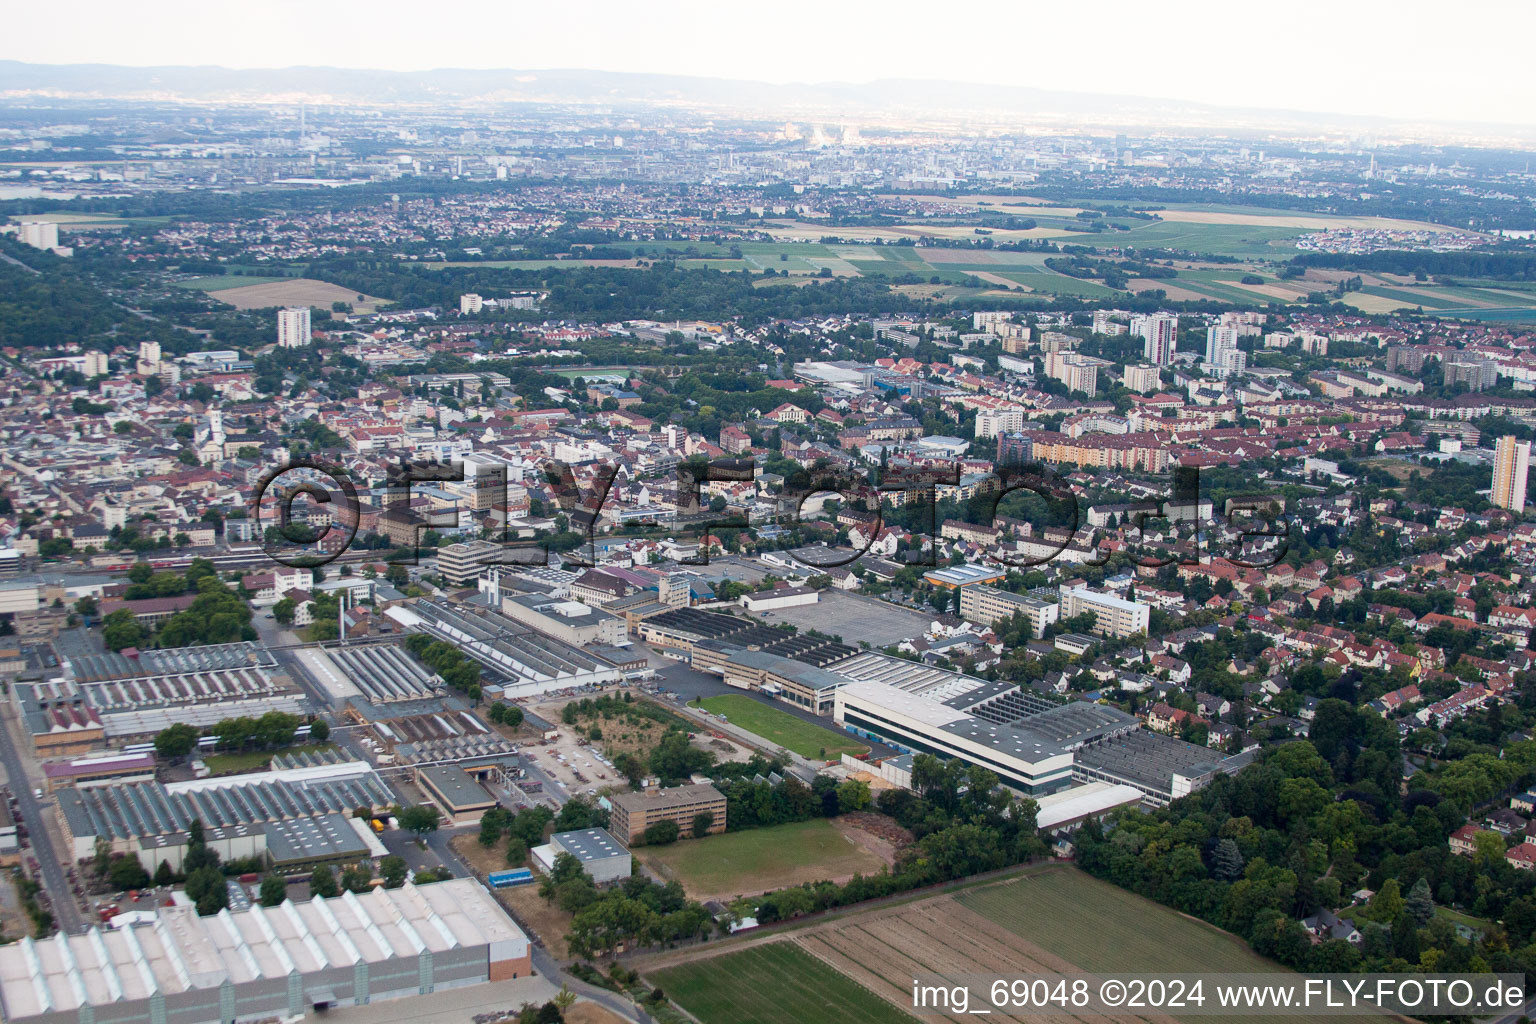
0;59;1515;139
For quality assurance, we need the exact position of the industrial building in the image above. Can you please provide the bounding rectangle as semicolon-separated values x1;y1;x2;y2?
56;759;395;872
1033;782;1144;835
499;592;628;647
830;653;1234;801
1073;730;1241;807
414;765;499;825
0;879;531;1024
608;783;726;844
388;599;623;696
721;649;847;715
54;643;308;739
532;827;631;885
324;644;442;704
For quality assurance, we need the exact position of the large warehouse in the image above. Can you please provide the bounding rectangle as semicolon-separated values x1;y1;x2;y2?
56;759;395;871
831;653;1241;802
0;879;531;1024
388;599;623;695
52;643;309;739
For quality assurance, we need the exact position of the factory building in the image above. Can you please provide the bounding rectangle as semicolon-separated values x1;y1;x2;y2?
0;879;530;1024
532;828;631;885
56;759;395;872
387;599;623;696
54;643;308;739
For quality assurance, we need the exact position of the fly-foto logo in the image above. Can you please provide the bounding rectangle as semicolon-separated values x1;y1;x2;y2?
250;455;1292;572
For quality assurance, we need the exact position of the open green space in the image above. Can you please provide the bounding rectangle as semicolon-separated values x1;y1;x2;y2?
1058;220;1305;256
203;743;337;776
175;275;288;291
694;694;867;758
638;818;884;898
957;868;1290;977
648;941;915;1024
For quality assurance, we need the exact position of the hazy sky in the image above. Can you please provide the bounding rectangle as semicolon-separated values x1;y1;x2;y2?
7;0;1533;126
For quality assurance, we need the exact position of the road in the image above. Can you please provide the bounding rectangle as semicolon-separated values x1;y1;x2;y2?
0;707;88;934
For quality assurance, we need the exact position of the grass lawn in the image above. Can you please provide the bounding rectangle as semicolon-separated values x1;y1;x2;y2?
1435;905;1492;936
203;742;337;776
693;695;866;759
639;818;884;899
649;942;915;1024
175;275;288;291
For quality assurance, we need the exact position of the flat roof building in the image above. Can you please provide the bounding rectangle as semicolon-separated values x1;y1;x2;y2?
0;878;530;1024
608;783;726;844
415;765;497;825
532;827;632;885
1060;586;1151;639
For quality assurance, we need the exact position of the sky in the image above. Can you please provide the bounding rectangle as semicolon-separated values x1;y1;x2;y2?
6;0;1535;126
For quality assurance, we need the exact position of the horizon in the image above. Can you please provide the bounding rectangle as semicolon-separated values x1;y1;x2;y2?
4;0;1535;131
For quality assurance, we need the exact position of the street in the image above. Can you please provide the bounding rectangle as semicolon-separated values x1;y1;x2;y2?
0;703;87;934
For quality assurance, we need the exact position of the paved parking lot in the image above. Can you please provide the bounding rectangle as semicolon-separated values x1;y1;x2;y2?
741;589;934;648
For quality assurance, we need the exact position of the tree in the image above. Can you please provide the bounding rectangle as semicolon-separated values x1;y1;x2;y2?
272;597;296;626
154;723;200;761
397;804;440;835
340;863;373;894
1405;877;1435;925
1211;838;1245;881
108;856;150;891
154;860;175;887
309;864;339;898
308;717;330;743
691;811;715;839
185;866;228;916
643;819;680;845
380;856;408;889
259;873;287;907
102;608;148;651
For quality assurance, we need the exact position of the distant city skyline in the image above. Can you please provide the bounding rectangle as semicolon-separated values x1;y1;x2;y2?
5;0;1536;129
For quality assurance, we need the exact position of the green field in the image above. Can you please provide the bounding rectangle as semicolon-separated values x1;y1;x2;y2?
957;869;1290;977
650;941;915;1024
695;694;867;758
175;275;288;291
639;818;884;898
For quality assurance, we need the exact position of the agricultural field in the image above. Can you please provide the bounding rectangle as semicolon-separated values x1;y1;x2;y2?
638;818;886;900
693;694;867;759
650;942;916;1024
175;274;289;291
189;276;391;312
641;866;1325;1024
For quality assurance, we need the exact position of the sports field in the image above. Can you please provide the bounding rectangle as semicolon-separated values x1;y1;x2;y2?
650;942;915;1024
694;694;867;759
637;818;886;900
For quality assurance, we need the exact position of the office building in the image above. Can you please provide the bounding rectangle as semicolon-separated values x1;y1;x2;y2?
277;306;313;348
608;783;727;844
1060;586;1150;639
1493;435;1531;513
959;584;1058;636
